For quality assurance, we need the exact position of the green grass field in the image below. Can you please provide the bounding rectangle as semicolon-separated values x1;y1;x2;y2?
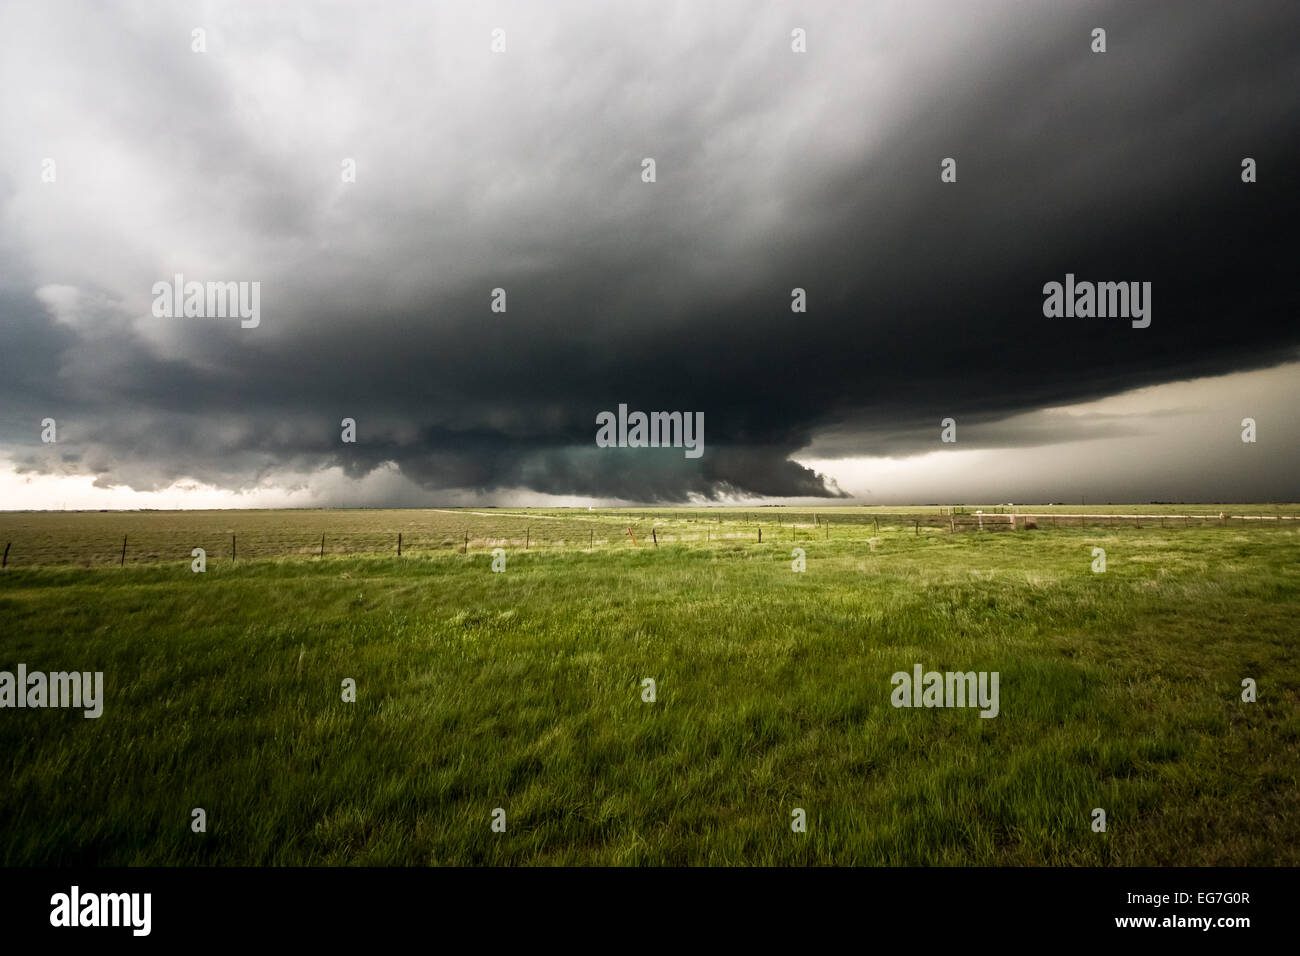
1;507;1297;865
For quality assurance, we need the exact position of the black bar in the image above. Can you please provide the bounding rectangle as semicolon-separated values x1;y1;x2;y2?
0;866;1282;945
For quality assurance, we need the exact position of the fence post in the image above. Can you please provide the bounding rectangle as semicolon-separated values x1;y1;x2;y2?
398;532;402;556
120;535;127;567
463;530;468;554
590;530;593;549
874;517;878;534
320;533;325;558
1;542;9;568
525;528;529;550
758;527;762;544
232;534;236;561
915;520;919;536
652;528;657;548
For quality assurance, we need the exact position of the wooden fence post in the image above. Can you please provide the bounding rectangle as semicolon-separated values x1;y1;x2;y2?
652;528;657;548
915;520;919;536
398;532;402;556
463;530;469;553
2;542;9;569
590;530;594;549
525;528;529;550
120;535;127;567
232;534;236;561
320;533;325;558
758;527;762;543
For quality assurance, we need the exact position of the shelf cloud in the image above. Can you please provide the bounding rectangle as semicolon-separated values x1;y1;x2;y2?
1;0;1297;504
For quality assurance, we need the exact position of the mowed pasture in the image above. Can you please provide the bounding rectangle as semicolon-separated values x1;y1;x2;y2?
0;507;1297;865
0;504;1296;566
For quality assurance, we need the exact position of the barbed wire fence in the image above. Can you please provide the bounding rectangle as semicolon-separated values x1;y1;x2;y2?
0;509;1296;568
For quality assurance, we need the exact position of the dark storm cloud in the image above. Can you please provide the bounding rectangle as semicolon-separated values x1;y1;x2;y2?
1;0;1297;502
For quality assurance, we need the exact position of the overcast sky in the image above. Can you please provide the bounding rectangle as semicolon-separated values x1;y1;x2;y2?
1;0;1297;508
